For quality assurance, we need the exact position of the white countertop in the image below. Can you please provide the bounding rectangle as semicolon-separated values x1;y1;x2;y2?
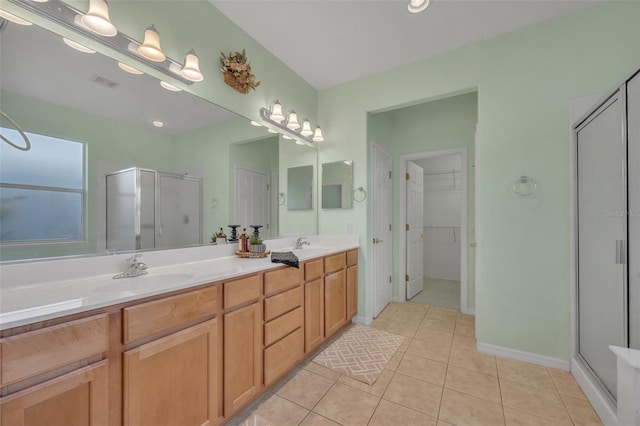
0;235;359;331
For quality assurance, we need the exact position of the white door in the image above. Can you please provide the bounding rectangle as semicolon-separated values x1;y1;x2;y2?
406;161;424;299
576;91;626;400
372;144;393;317
236;167;271;238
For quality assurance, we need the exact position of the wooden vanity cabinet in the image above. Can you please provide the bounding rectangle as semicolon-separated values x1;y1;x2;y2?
304;258;325;353
324;253;347;338
121;286;219;426
346;249;358;321
223;275;262;418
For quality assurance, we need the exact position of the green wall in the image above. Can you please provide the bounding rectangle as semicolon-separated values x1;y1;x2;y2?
369;92;477;307
318;1;640;360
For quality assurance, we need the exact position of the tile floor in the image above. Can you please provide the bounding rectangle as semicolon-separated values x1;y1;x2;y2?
236;302;602;426
410;277;461;309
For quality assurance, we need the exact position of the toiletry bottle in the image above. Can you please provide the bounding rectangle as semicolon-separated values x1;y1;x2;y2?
217;227;227;244
240;228;248;252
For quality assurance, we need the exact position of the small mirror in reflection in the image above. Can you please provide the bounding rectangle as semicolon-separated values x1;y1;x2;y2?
287;165;313;211
322;160;353;209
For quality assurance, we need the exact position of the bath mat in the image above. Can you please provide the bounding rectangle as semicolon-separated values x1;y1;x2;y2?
312;324;405;385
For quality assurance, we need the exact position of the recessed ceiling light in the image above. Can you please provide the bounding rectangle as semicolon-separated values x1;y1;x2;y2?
62;38;96;53
118;62;143;75
0;10;32;26
160;81;181;92
152;120;164;128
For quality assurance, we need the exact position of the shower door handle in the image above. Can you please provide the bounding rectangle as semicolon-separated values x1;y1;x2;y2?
615;240;625;264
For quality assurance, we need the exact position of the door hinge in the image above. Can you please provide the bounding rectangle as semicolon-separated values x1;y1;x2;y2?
389;224;392;231
389;276;392;283
389;171;392;179
266;184;270;190
405;274;410;282
406;224;409;231
266;223;270;229
406;173;410;180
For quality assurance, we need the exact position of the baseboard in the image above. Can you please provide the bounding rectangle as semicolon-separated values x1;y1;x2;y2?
570;358;617;425
392;296;405;303
462;307;475;315
477;342;570;371
352;315;373;325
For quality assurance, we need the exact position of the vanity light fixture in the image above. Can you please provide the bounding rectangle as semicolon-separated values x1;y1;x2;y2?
180;49;203;82
160;81;181;92
138;25;165;62
259;100;325;146
408;0;430;13
286;111;300;130
269;100;285;123
300;119;313;137
0;10;33;25
81;0;117;37
118;62;143;75
31;0;48;2
62;37;96;53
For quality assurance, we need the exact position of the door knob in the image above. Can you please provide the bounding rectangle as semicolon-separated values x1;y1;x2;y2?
469;242;477;248
373;238;385;244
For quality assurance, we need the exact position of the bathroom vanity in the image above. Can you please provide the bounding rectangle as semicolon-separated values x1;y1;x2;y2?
0;239;358;426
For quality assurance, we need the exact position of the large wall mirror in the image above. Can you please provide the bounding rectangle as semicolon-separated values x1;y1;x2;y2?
321;160;353;209
0;17;317;261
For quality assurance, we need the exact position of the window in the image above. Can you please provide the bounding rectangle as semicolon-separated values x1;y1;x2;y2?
0;128;85;244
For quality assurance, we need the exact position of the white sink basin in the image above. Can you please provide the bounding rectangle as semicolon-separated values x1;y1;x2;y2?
273;246;333;260
94;270;201;294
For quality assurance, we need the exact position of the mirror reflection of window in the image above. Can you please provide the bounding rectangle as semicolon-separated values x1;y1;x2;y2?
287;165;313;210
322;160;353;209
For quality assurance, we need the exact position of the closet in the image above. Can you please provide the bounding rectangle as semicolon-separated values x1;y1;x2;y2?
575;68;639;406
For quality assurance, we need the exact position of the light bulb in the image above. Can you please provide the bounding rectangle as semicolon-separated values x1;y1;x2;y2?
138;25;165;62
267;128;278;134
269;100;285;122
152;120;164;128
81;0;117;37
300;119;313;137
180;49;203;82
282;135;293;140
160;81;181;92
250;121;262;127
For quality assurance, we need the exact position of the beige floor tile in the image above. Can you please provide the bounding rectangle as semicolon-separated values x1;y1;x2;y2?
449;347;497;376
445;365;501;403
245;394;309;426
384;350;405;371
497;358;555;390
397;353;447;386
277;369;335;409
439;388;505;426
401;302;430;314
420;317;456;334
313;382;380;426
406;335;452;363
437;421;456;426
369;398;437;426
338;369;394;396
375;319;419;338
397;338;410;353
414;327;454;343
504;407;567;426
389;311;425;325
452;334;477;350
426;306;459;319
457;313;475;322
382;372;443;417
299;412;341;426
549;369;587;400
500;379;572;425
454;321;476;337
304;362;341;381
562;395;603;425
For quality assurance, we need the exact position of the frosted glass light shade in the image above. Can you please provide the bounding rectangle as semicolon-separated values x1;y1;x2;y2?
0;10;32;25
138;25;165;62
312;126;324;142
250;121;262;127
269;100;285;122
300;119;313;137
286;111;301;130
118;62;143;75
408;0;430;13
282;135;293;140
63;38;95;53
160;81;181;92
180;49;203;82
81;0;117;37
267;128;278;134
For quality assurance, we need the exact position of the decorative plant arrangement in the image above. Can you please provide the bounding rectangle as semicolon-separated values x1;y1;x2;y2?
248;235;266;253
219;49;260;94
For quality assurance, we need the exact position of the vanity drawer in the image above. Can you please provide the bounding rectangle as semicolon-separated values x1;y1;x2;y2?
305;259;324;282
325;252;346;274
347;250;358;267
264;267;303;296
124;286;218;344
264;286;303;321
264;306;303;347
224;274;261;310
1;314;108;386
264;327;304;387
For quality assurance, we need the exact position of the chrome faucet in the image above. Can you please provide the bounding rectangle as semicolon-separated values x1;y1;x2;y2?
294;237;310;250
113;254;148;279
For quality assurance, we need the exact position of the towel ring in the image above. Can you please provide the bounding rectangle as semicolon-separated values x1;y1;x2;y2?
353;186;367;202
278;192;286;206
512;175;537;196
0;111;31;151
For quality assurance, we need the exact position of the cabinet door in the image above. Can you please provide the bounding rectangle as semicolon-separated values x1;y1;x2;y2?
325;270;346;338
347;265;358;320
304;278;325;353
123;320;217;426
224;302;262;417
1;360;108;426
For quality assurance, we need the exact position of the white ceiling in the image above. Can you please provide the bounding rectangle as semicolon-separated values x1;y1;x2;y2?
211;0;602;90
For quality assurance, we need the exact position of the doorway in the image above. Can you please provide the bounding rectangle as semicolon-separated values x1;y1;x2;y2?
400;148;470;313
235;166;271;238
